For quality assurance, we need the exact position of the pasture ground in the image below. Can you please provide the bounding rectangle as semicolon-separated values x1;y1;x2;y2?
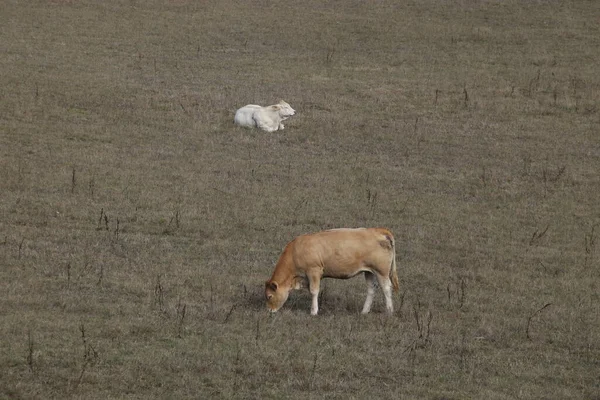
1;1;599;398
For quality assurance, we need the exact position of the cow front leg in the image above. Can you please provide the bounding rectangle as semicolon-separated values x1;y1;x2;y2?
307;274;321;315
255;119;277;132
361;272;376;314
278;122;285;130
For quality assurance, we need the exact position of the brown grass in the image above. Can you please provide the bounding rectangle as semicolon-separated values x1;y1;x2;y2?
1;0;599;398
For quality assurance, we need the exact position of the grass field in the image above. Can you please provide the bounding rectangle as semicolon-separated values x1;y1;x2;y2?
1;0;599;398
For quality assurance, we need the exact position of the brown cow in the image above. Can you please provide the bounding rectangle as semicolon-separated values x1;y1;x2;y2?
265;228;399;315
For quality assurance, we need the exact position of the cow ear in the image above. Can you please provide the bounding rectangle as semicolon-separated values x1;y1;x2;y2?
272;105;280;110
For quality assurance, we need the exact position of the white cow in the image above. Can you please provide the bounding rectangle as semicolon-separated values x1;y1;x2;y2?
234;100;295;132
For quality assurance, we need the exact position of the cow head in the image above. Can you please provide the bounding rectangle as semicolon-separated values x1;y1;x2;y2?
265;280;289;312
277;100;295;119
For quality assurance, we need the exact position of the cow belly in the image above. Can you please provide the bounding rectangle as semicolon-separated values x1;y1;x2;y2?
323;265;368;279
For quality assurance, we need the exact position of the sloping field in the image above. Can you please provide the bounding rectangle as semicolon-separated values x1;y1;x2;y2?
1;1;599;398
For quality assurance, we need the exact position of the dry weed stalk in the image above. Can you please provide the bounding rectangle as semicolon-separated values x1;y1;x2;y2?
526;303;552;340
96;208;104;230
570;76;581;112
411;298;433;349
114;218;120;240
96;208;109;231
447;278;467;309
73;323;98;391
223;303;236;324
178;101;190;116
325;47;335;64
71;167;76;194
289;197;308;226
176;298;187;338
325;39;338;65
584;224;596;268
413;116;423;152
164;210;181;234
88;176;95;198
26;329;34;373
398;289;406;318
66;263;71;289
366;188;378;218
255;318;260;342
529;225;550;246
459;279;466;309
527;69;541;97
459;328;469;373
232;350;242;393
584;223;597;257
18;238;25;260
209;282;215;317
480;166;487;187
307;352;319;393
154;274;165;312
97;264;104;287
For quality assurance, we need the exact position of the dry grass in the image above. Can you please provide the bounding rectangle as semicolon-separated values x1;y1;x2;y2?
1;0;599;398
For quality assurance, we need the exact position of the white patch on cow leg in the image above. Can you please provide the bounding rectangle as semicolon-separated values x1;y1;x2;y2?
279;123;285;130
308;276;321;315
382;280;394;314
362;273;376;314
310;290;319;315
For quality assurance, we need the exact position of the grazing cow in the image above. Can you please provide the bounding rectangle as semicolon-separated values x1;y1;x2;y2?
265;228;399;315
234;100;295;132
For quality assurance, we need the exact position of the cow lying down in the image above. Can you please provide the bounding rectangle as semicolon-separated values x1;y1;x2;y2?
265;228;399;315
234;100;295;132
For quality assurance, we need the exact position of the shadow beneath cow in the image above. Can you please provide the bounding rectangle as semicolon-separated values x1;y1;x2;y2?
235;284;315;314
236;283;394;316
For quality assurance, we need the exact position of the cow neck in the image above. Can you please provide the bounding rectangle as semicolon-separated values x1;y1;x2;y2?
270;245;296;288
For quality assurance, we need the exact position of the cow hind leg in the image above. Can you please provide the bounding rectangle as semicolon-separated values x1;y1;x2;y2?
307;274;321;316
375;273;394;314
361;272;376;314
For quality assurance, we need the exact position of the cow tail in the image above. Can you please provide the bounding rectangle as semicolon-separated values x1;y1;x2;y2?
388;233;400;293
